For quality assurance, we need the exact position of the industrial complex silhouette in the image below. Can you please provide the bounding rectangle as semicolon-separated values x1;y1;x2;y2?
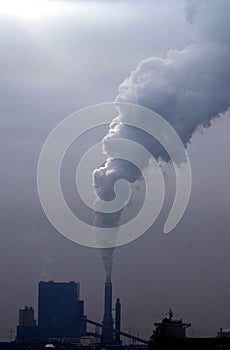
0;279;228;349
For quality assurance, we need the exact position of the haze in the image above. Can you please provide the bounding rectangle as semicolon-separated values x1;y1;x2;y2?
0;0;230;341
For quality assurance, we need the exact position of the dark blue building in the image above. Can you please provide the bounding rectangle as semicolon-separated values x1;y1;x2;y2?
17;281;86;341
38;281;79;329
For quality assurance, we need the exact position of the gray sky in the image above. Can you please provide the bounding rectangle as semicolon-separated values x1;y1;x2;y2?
0;0;230;341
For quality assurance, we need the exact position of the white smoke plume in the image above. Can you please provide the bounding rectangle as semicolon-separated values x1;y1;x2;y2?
101;248;114;279
93;0;230;277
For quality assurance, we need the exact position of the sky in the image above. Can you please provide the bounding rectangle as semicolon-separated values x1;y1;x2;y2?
0;0;230;341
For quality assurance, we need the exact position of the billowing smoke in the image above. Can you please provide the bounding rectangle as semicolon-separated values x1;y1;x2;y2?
93;0;230;277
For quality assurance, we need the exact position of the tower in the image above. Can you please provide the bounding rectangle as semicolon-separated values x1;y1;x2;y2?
102;276;114;344
115;298;121;344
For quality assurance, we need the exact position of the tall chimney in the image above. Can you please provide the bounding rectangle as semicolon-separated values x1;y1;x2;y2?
102;276;113;344
115;298;121;344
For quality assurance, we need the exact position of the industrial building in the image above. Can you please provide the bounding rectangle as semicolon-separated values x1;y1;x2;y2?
12;281;230;349
16;278;147;347
38;281;86;336
17;281;86;341
19;306;36;327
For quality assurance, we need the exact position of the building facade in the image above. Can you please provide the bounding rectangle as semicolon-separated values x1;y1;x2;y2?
17;281;86;341
19;306;36;327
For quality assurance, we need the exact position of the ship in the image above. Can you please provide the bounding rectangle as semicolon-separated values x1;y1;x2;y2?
148;309;230;349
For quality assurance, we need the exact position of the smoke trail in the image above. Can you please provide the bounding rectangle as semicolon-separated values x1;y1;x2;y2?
93;159;138;277
93;0;230;276
101;248;114;279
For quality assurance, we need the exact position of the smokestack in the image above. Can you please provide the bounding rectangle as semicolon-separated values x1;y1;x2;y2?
115;298;121;344
102;276;113;344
